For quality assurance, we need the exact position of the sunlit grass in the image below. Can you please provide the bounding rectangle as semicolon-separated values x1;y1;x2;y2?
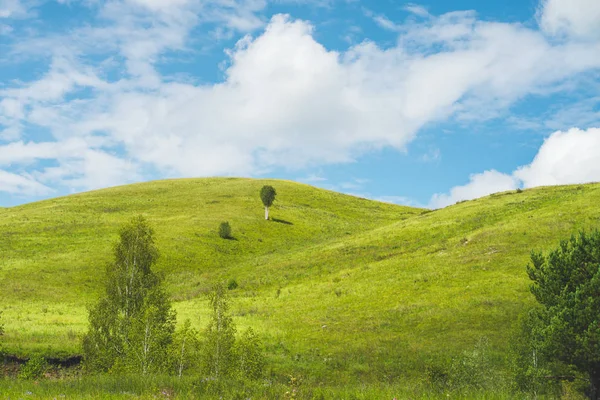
1;178;600;396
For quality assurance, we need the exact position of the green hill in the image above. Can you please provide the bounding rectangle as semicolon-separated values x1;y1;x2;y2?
1;178;600;385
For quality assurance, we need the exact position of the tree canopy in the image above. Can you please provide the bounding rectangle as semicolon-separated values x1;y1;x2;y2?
260;185;276;208
527;230;600;399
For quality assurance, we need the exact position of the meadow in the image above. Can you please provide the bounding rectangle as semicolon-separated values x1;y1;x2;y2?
1;177;600;398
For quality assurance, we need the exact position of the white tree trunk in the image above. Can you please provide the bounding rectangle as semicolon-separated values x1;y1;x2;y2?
265;206;269;220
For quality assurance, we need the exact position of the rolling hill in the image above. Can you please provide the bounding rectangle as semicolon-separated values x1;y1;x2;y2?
1;177;600;385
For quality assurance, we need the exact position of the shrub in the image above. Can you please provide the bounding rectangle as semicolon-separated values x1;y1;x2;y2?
227;279;238;290
516;188;523;193
19;354;48;380
219;222;232;239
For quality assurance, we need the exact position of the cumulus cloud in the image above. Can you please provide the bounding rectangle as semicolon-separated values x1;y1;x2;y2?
430;127;600;208
515;127;600;187
1;1;600;197
539;0;600;39
429;170;519;209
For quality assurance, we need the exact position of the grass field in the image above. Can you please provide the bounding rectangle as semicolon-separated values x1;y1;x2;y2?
1;178;600;397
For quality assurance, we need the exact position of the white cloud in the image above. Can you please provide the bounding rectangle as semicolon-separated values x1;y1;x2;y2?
539;0;600;39
0;0;27;19
429;170;519;208
299;174;327;183
515;127;600;187
0;170;51;196
430;127;600;208
2;3;600;198
404;4;430;18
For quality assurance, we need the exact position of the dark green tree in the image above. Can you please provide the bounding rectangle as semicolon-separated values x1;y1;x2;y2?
527;230;600;399
202;283;236;380
259;185;277;220
219;222;232;239
83;215;176;374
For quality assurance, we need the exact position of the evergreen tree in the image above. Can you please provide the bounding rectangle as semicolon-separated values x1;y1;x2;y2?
527;230;600;399
83;216;176;374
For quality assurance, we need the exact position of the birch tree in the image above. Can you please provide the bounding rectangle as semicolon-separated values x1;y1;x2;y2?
202;283;236;380
83;216;176;374
260;185;277;220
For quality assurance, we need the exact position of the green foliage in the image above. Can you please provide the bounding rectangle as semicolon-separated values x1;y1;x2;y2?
510;309;561;396
427;338;498;392
0;310;4;338
170;319;201;378
235;327;265;380
19;354;48;380
260;185;277;208
449;337;494;390
82;216;176;374
219;221;232;239
527;229;600;398
202;282;237;380
227;278;238;290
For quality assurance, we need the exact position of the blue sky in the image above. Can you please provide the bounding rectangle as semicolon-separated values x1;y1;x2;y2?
0;0;599;208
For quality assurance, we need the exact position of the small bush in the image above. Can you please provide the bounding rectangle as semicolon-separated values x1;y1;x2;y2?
19;354;48;380
516;188;523;193
227;279;238;290
219;222;232;239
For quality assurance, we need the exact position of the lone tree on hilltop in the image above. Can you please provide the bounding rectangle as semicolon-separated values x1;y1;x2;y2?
260;185;277;220
83;215;176;374
527;229;600;399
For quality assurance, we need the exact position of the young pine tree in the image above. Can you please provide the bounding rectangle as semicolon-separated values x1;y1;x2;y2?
527;230;600;399
83;216;176;374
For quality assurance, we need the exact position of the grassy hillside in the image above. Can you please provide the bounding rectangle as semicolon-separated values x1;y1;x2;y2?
0;178;418;357
1;178;600;386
